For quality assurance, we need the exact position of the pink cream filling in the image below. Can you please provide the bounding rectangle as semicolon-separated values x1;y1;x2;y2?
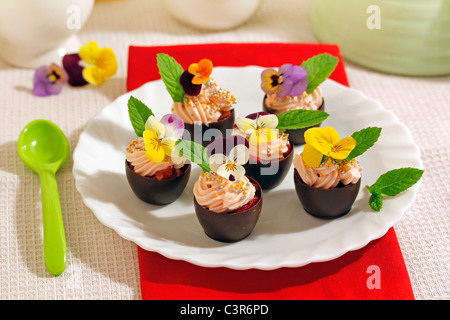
265;87;323;115
232;127;289;161
172;78;236;125
293;152;362;189
193;172;256;213
126;137;183;177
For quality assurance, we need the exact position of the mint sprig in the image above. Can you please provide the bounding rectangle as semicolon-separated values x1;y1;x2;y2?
369;193;383;212
156;53;185;103
301;53;339;94
175;139;211;173
367;167;424;211
276;109;329;130
127;96;154;137
346;127;382;160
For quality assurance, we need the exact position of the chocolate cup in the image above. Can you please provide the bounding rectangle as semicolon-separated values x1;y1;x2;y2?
243;140;294;189
194;176;263;243
294;170;361;219
125;160;191;205
183;109;235;147
263;95;325;145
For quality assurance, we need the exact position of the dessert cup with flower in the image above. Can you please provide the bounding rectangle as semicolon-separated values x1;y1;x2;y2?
233;110;328;189
293;126;381;219
176;135;263;242
261;53;338;145
157;53;236;147
125;96;191;205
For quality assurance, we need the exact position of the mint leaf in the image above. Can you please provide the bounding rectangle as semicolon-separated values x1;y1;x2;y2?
176;139;211;173
368;183;381;195
301;53;339;94
369;193;383;212
369;167;424;197
346;127;382;160
276;109;329;130
367;167;423;212
127;96;154;137
156;53;185;103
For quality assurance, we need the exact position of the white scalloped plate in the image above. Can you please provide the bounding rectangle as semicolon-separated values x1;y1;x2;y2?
73;66;422;270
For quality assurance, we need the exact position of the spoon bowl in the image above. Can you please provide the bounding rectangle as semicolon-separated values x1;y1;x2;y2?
18;119;69;276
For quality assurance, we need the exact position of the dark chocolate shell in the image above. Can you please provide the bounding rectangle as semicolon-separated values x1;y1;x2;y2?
294;169;360;219
243;140;294;189
194;176;263;242
126;160;191;205
183;109;235;147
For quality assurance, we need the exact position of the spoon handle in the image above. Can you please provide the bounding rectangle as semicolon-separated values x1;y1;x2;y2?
39;170;67;276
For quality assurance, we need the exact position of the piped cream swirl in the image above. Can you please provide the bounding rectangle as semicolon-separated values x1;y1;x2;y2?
126;137;183;177
232;127;290;161
265;87;323;115
249;137;289;161
194;172;256;213
293;152;362;189
172;78;236;125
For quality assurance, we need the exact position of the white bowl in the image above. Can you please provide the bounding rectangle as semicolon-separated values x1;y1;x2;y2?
0;0;94;68
164;0;265;30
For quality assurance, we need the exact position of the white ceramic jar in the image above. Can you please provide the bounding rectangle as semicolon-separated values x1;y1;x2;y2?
164;0;265;31
0;0;94;68
310;0;450;76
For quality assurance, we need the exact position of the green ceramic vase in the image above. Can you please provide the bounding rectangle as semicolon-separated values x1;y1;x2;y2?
310;0;450;76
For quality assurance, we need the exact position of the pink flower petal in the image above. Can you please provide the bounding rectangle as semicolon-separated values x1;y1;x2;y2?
160;114;185;140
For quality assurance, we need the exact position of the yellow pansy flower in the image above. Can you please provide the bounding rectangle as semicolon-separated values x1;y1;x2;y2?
249;128;278;146
142;116;178;163
235;113;279;146
303;127;356;167
79;41;118;85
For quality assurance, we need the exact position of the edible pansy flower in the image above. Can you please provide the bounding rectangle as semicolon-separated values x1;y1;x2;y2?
78;41;118;86
188;59;213;85
235;112;279;146
179;70;202;96
32;63;68;97
303;127;356;167
261;64;308;98
143;114;185;163
207;135;249;181
209;145;249;182
62;53;88;87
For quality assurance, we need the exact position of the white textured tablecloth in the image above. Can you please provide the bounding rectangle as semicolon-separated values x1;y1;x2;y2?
1;0;448;300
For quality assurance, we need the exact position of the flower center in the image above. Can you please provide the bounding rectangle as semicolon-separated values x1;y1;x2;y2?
270;74;282;87
225;163;236;171
150;137;162;149
47;70;61;83
331;144;343;153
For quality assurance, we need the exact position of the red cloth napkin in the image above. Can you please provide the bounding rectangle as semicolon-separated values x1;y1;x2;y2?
127;43;414;300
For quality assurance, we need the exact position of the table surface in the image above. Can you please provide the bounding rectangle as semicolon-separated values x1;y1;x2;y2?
1;0;448;300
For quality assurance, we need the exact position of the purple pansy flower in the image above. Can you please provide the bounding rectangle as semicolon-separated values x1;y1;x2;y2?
261;64;308;98
32;63;68;97
62;53;88;87
179;70;202;96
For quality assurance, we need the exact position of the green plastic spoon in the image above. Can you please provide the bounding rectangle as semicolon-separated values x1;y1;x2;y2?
18;119;69;276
